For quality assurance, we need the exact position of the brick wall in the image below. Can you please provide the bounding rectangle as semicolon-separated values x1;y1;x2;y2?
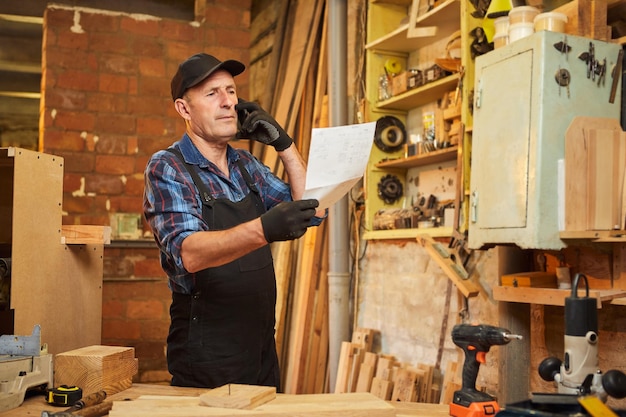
40;2;251;382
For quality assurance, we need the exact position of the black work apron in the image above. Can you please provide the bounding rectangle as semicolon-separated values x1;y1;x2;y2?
166;149;280;389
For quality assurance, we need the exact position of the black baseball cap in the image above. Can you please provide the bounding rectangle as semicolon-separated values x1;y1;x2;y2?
170;53;245;101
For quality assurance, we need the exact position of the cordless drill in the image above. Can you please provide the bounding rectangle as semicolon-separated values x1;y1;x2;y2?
450;323;523;417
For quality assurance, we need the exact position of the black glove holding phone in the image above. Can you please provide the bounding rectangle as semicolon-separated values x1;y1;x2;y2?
235;99;293;151
260;199;319;242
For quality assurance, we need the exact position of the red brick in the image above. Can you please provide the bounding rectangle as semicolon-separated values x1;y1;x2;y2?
127;300;165;320
63;172;83;191
56;70;99;92
138;76;169;97
95;155;135;174
95;134;131;155
102;319;141;340
120;16;160;37
45;88;87;110
127;136;139;154
204;5;248;27
85;173;125;194
102;299;125;319
45;49;94;71
165;42;202;63
44;130;85;152
131;38;166;58
137;136;177;156
100;54;137;75
86;93;127;113
136;117;165;136
94;114;136;134
56;31;89;50
140;321;170;341
134;258;165;278
89;32;131;54
215;28;249;49
103;256;135;277
79;12;120;33
124;174;145;196
99;73;129;94
44;8;75;29
134;155;151;172
108;195;144;213
127;96;168;117
160;20;197;42
63;195;95;213
58;151;95;173
138;57;165;77
54;110;96;131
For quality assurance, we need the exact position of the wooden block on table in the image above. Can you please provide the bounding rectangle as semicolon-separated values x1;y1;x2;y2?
54;345;138;396
199;384;276;409
501;272;557;288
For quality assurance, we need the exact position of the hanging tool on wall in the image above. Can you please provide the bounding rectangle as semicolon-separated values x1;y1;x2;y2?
450;323;522;417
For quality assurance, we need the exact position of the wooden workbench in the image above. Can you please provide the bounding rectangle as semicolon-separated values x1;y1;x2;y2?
5;384;450;416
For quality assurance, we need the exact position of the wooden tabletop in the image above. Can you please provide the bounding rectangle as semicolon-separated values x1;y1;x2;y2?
4;384;450;416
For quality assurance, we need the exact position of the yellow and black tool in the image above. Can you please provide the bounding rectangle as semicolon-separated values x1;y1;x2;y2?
46;385;82;407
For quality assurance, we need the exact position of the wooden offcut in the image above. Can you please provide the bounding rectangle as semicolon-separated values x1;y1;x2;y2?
199;385;276;410
54;345;138;396
564;117;626;232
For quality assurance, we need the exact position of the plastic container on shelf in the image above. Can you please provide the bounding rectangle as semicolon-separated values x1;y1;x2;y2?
534;12;568;33
494;34;509;49
508;6;540;25
509;22;534;43
494;16;509;38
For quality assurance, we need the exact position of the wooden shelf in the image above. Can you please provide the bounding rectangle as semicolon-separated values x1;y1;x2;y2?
363;226;452;240
366;0;460;53
376;146;457;169
493;286;626;308
376;74;458;110
559;230;626;242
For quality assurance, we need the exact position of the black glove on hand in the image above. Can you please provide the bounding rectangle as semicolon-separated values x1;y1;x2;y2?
235;99;293;151
260;199;319;243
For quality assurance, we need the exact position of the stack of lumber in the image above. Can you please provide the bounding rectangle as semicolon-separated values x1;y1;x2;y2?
108;386;397;417
54;345;138;396
334;328;462;405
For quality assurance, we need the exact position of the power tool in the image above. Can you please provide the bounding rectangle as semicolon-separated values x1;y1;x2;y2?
538;273;626;402
450;323;523;417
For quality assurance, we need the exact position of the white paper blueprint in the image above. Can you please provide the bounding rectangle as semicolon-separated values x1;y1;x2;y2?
303;122;376;209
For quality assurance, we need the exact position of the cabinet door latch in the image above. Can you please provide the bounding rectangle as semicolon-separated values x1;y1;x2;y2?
470;191;478;223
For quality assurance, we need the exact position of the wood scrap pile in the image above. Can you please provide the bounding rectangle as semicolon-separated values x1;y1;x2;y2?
334;328;462;405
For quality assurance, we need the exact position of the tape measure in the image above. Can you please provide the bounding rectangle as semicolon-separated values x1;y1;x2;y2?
47;385;83;407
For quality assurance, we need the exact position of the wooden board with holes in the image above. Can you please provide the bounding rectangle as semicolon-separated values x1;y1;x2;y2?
564;117;626;232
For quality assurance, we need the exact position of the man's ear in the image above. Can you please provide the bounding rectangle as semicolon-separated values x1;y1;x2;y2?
174;98;192;120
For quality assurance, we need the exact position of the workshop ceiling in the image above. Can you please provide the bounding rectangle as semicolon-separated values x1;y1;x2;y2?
0;0;194;135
